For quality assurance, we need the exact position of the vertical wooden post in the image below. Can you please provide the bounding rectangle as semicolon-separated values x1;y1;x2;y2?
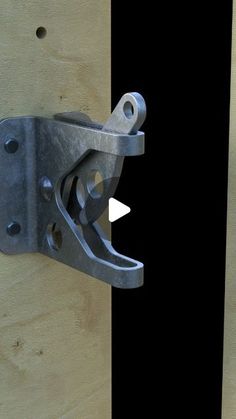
0;1;111;418
222;1;236;417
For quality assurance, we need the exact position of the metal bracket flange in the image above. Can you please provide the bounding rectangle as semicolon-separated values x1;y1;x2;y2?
0;93;146;288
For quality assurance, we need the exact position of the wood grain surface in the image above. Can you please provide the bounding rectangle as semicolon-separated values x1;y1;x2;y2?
0;1;111;418
222;1;236;417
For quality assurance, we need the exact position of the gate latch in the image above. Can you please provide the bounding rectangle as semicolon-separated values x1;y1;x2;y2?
0;92;146;288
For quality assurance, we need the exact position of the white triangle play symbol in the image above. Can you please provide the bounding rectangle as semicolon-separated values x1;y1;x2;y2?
108;198;131;222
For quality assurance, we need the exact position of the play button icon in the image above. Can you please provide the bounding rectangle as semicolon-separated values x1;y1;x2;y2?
108;198;131;222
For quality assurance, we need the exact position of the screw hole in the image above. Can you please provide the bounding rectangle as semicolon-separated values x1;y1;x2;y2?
7;222;21;236
47;223;62;251
36;27;47;39
87;170;104;198
123;101;134;119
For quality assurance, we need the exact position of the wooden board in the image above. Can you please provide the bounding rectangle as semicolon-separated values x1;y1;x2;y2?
0;1;111;418
222;1;236;417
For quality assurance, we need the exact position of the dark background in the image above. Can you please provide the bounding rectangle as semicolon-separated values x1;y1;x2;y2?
112;1;232;418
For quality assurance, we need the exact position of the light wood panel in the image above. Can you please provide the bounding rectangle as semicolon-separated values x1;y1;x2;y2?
222;1;236;417
0;1;111;418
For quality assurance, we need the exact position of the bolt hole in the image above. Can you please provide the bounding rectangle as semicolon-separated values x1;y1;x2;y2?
87;170;104;198
47;223;62;251
36;26;47;39
123;101;134;119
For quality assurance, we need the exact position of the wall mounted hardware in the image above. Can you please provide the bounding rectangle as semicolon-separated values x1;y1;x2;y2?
0;93;146;288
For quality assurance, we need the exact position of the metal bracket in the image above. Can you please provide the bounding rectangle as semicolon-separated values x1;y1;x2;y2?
0;92;146;288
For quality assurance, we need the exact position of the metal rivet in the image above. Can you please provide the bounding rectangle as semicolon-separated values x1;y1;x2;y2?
4;139;19;154
7;222;21;236
39;176;53;201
